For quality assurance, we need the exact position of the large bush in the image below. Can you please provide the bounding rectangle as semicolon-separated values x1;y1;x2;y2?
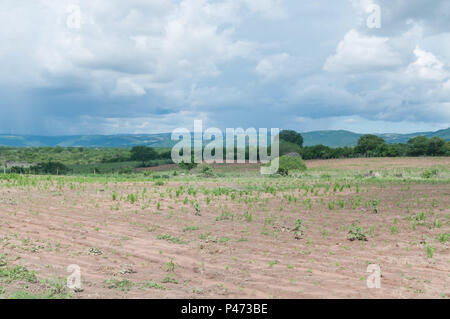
276;155;307;176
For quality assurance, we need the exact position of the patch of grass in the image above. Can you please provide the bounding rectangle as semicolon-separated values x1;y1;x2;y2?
390;226;399;234
5;277;72;299
219;237;231;243
183;226;199;232
157;234;185;244
161;274;178;284
7;290;54;299
42;277;72;299
104;278;133;292
145;281;165;290
199;232;211;240
425;245;434;258
0;255;6;267
127;193;138;203
421;169;438;179
165;259;175;272
216;210;233;221
0;265;37;283
437;233;449;243
433;219;442;228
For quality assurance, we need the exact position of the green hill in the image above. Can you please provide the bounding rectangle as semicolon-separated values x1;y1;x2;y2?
0;134;175;148
302;130;362;147
303;128;450;147
0;128;448;148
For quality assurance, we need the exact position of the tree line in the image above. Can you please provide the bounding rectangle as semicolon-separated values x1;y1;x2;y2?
2;131;448;175
300;134;449;160
127;131;450;163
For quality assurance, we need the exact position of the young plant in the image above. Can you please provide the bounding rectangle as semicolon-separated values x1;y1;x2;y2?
292;219;305;239
347;223;368;241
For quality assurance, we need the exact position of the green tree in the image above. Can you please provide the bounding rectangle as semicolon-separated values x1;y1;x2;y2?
279;140;302;156
300;145;332;159
445;142;450;156
382;144;409;157
355;135;386;156
130;146;158;165
279;130;304;148
32;162;69;175
407;136;428;156
426;137;446;156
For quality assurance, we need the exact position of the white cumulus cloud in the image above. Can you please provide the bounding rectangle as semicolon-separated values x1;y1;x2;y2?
324;29;403;73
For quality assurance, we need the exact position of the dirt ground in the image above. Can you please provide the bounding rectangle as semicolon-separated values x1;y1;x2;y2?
304;157;450;170
0;157;449;299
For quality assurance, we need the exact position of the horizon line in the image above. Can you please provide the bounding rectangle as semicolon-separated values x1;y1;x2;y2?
0;127;448;138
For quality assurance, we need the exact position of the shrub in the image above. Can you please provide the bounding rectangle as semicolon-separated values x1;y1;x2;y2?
178;154;197;170
347;223;368;241
200;164;214;177
155;180;165;186
274;155;307;176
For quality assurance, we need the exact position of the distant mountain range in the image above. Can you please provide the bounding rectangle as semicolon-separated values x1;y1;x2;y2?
0;128;448;148
302;127;450;147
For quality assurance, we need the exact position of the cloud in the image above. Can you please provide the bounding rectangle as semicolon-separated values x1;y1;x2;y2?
319;1;450;127
0;0;449;135
406;47;448;82
255;53;305;80
243;0;288;19
324;29;404;73
0;0;255;90
111;78;147;96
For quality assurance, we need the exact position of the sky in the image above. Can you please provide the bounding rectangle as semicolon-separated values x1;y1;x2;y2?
1;0;449;135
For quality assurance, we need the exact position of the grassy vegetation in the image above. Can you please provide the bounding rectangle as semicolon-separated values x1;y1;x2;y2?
0;263;72;299
0;147;132;165
0;147;173;175
2;131;448;176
